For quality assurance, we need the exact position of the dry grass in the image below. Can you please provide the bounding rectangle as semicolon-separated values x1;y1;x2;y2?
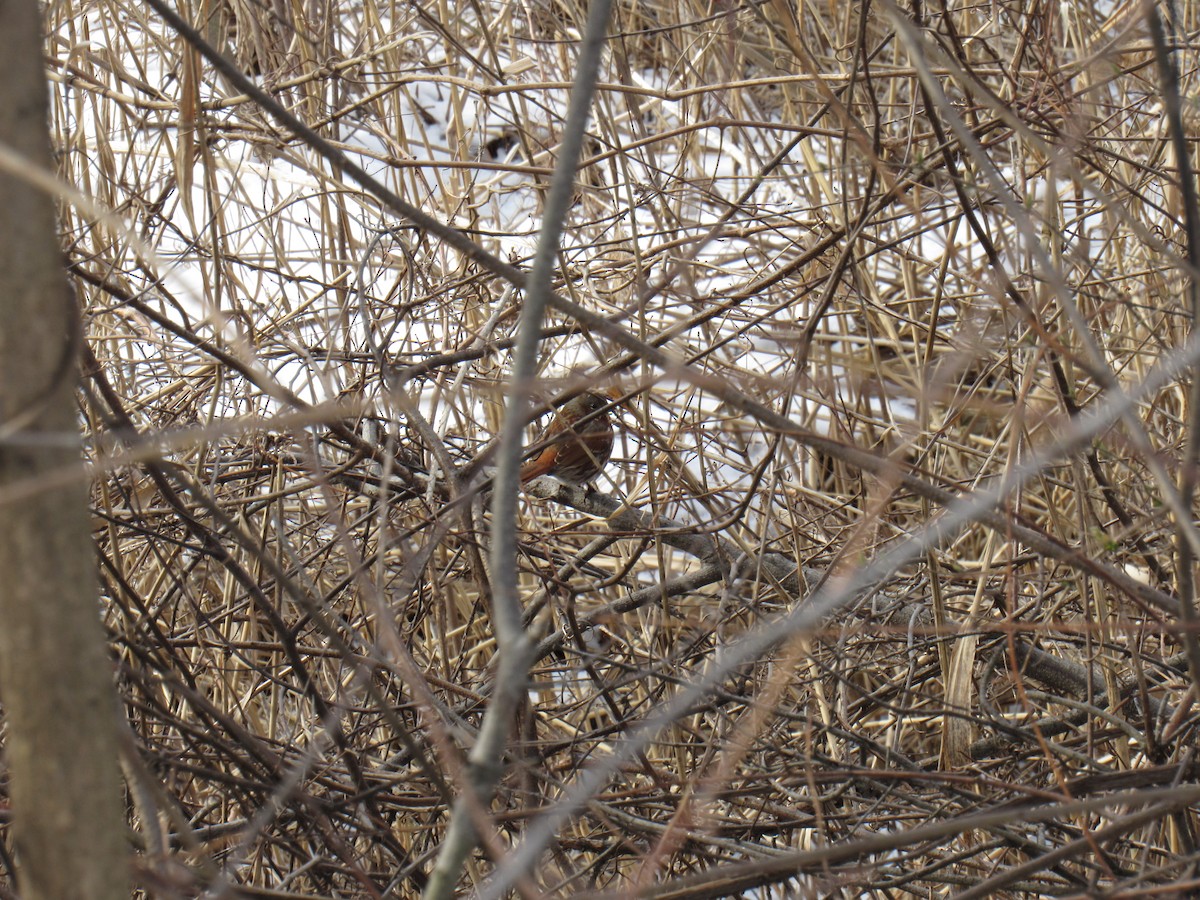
31;0;1200;895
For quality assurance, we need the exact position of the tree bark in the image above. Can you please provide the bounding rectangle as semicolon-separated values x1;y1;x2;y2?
0;3;128;898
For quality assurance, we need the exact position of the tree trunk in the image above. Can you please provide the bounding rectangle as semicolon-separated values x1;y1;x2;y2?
0;3;128;898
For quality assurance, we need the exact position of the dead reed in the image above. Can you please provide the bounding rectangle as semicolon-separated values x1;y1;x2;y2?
36;0;1200;895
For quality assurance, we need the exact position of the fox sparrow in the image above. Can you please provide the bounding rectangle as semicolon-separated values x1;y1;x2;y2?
519;390;617;486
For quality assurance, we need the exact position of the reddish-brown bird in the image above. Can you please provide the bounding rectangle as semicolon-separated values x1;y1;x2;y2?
519;390;618;486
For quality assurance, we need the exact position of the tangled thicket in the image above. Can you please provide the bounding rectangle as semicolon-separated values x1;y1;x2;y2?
36;0;1200;895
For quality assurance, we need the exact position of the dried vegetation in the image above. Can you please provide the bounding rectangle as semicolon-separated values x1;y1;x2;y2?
33;0;1200;895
